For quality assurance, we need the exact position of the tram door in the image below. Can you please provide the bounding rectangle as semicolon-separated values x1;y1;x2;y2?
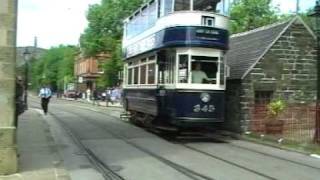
158;50;176;85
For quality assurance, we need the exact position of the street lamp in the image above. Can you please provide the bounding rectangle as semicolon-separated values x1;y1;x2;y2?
309;0;320;144
23;48;31;110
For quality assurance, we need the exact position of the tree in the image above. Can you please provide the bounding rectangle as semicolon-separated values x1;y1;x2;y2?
80;0;143;57
230;0;280;33
80;0;144;88
31;45;78;91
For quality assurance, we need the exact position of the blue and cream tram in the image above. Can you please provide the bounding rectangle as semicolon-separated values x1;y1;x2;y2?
122;0;230;130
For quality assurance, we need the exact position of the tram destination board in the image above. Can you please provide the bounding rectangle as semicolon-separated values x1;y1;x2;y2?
195;27;221;41
124;26;229;59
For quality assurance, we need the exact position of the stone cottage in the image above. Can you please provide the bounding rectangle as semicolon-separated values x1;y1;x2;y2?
225;16;317;140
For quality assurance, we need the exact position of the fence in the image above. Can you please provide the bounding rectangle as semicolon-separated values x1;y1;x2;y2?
249;103;316;143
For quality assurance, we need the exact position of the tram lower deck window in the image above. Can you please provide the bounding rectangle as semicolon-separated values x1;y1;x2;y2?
191;56;218;84
134;67;139;84
128;69;133;85
148;63;155;84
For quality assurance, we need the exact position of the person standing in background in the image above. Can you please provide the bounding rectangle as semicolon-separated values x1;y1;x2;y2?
39;85;52;115
15;76;25;126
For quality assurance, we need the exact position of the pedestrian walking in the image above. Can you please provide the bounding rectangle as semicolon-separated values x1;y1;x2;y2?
39;85;52;115
92;89;99;106
86;88;91;102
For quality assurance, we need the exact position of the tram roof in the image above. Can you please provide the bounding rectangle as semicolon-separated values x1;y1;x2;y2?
226;16;315;80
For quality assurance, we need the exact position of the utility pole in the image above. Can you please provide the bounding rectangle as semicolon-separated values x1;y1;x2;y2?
0;0;18;175
309;0;320;144
296;0;300;14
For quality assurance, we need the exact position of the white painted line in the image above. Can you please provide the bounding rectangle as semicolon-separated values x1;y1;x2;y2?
30;108;44;115
310;154;320;159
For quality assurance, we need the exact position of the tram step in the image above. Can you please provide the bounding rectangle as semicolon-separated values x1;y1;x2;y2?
120;112;131;120
154;125;179;132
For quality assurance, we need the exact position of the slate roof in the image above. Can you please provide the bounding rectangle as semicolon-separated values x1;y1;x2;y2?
226;20;292;80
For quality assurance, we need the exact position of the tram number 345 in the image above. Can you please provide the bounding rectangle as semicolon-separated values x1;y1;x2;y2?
193;105;215;113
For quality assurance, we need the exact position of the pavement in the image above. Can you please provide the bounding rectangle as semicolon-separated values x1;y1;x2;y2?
0;109;71;180
1;96;319;180
0;96;122;180
62;97;122;108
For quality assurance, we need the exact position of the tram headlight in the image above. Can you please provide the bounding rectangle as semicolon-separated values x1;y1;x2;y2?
200;93;211;103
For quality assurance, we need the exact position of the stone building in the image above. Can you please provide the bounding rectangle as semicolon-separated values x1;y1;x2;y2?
0;0;18;175
225;16;317;140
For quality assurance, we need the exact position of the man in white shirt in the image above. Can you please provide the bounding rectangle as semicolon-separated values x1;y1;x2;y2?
39;85;52;115
192;63;208;84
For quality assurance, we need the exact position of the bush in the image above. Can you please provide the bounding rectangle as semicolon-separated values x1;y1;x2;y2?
267;99;286;118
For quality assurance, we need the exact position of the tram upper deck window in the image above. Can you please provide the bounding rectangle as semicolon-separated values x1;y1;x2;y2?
191;56;218;84
160;0;173;16
194;0;217;12
216;0;230;15
174;0;191;11
194;0;229;15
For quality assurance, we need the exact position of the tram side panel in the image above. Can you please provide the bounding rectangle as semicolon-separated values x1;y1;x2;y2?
124;89;158;116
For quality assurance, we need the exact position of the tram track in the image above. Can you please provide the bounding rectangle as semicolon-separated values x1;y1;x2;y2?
29;99;320;179
49;112;126;180
28;99;125;180
208;137;320;171
65;101;320;172
178;143;277;180
51;105;215;180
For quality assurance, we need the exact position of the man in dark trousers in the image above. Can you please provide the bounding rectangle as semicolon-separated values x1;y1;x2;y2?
39;85;52;115
15;76;25;127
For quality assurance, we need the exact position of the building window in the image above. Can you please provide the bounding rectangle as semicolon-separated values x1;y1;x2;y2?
255;91;273;104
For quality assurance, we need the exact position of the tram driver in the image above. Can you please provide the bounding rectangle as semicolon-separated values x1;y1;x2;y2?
192;62;209;84
191;62;216;84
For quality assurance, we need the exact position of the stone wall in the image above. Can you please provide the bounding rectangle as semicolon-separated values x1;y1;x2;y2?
239;20;317;134
0;0;18;175
224;79;242;133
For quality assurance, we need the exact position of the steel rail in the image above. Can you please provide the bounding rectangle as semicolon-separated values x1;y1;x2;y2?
51;105;215;180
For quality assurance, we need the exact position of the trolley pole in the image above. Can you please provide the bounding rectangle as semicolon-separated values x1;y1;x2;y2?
309;0;320;144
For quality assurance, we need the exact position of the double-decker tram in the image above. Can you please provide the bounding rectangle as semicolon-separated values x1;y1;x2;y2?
122;0;230;131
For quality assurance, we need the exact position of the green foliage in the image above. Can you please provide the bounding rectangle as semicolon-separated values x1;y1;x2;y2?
80;0;143;56
30;45;78;91
80;0;143;87
267;99;286;118
230;0;280;33
300;9;313;31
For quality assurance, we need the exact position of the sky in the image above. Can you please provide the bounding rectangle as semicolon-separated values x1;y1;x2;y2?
17;0;317;49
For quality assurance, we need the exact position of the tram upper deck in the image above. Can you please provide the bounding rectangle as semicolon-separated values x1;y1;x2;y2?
122;0;230;59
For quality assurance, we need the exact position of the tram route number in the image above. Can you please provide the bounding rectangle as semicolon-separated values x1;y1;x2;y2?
193;104;215;113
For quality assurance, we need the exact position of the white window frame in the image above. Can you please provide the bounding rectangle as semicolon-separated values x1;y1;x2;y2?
175;48;225;90
125;54;157;88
